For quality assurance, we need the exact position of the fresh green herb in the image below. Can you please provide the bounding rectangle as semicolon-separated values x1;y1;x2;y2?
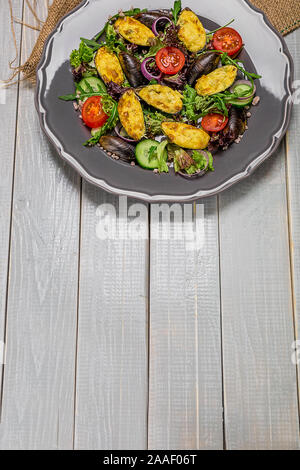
181;76;257;122
171;0;182;24
122;77;131;88
59;81;106;101
59;81;118;146
143;37;165;59
143;108;173;137
156;140;169;173
149;79;158;85
94;8;147;41
80;37;102;51
84;101;119;146
206;19;235;41
185;150;214;174
195;94;229;117
70;40;94;67
70;50;81;68
59;93;79;101
170;146;195;173
148;145;158;161
82;65;98;79
181;85;199;123
172;148;214;175
220;51;261;81
181;85;226;122
104;23;126;53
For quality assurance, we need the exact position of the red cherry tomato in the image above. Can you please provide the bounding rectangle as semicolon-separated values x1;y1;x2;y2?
82;96;108;129
201;113;229;133
213;27;243;56
155;47;185;75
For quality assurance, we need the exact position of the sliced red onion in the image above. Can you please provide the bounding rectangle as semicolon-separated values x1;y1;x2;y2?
178;151;209;178
115;123;138;143
141;57;162;81
230;80;256;100
152;17;173;36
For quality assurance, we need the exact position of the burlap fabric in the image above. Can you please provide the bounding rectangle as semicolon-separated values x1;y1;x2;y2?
7;0;300;83
251;0;300;35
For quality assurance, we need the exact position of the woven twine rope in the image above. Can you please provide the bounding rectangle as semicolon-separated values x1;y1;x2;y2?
7;0;82;83
6;0;300;84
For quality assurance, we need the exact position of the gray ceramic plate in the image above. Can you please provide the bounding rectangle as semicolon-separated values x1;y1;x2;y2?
35;0;294;202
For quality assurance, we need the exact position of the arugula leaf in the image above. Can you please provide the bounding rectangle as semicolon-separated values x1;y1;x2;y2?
220;52;261;80
171;0;182;24
59;93;78;101
205;19;235;41
80;37;102;50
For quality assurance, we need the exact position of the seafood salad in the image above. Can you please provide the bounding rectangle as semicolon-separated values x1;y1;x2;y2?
59;1;261;178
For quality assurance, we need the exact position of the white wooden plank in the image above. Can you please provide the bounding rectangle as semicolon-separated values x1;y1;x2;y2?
74;187;149;450
0;0;80;449
219;139;300;449
148;198;223;450
285;29;300;405
0;0;23;394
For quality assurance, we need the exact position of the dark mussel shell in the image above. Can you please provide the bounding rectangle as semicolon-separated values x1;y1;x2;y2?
186;52;220;86
223;107;246;141
134;10;172;28
99;136;136;162
119;52;147;88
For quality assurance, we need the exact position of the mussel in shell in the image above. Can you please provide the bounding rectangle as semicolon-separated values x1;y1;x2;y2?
223;107;246;142
99;136;136;162
186;52;220;86
134;10;172;28
119;52;147;88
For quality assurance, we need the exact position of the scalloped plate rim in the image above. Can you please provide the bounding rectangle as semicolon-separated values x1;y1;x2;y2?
35;0;294;202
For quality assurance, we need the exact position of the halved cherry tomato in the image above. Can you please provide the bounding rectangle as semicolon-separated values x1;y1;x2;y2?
201;113;229;133
155;47;185;75
213;27;243;56
82;96;108;129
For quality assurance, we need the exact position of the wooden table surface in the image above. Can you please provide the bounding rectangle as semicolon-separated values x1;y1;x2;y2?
0;1;299;450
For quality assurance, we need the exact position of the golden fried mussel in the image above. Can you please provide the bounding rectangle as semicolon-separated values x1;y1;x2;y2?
177;9;206;53
195;65;237;96
137;85;183;114
114;17;155;46
162;122;210;149
95;47;124;85
117;89;145;141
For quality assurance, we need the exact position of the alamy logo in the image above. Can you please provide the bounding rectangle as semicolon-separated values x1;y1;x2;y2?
96;196;205;251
